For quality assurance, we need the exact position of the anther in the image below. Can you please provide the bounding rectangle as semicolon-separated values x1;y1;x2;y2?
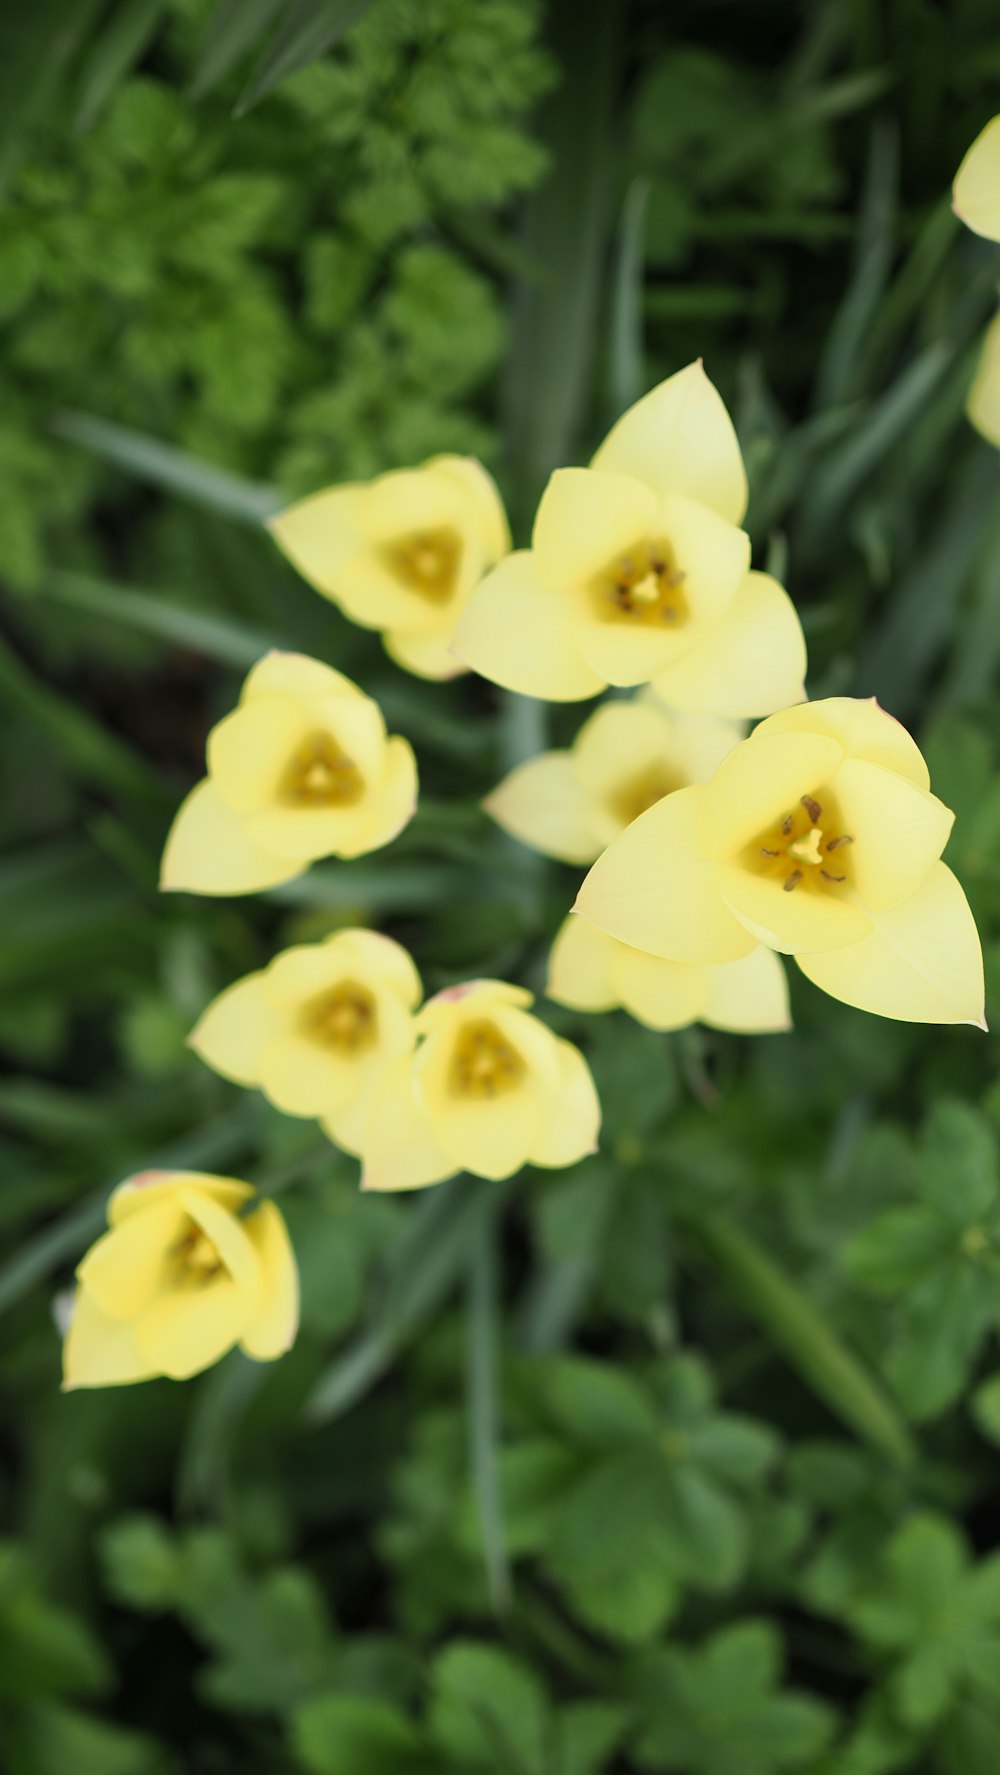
800;796;822;822
826;834;853;852
820;869;846;883
781;814;793;835
784;870;803;892
760;847;780;857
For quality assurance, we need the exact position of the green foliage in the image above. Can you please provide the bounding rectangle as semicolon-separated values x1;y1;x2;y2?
5;2;1000;1774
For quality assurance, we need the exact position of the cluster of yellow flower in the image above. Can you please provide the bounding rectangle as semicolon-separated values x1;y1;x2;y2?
66;126;996;1391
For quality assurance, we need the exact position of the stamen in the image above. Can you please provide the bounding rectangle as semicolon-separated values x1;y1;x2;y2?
800;795;822;822
826;834;853;852
781;814;793;836
784;870;803;892
760;847;780;857
820;869;846;883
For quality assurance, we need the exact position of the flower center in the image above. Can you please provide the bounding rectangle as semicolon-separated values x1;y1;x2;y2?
747;789;854;895
300;980;378;1054
172;1223;224;1287
279;732;364;807
448;1018;526;1100
593;539;689;629
381;526;462;605
609;763;681;828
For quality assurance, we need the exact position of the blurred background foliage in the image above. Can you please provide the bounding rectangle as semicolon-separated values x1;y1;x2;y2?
3;0;1000;1770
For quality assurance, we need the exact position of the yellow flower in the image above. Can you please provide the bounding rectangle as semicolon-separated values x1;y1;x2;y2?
453;362;806;715
485;695;742;864
189;928;421;1149
351;981;600;1191
269;457;510;680
63;1172;298;1389
160;652;417;896
576;697;986;1027
953;114;1000;240
966;310;1000;448
548;915;789;1034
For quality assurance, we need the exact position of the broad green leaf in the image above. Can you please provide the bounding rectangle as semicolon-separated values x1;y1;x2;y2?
293;1694;428;1775
429;1641;549;1772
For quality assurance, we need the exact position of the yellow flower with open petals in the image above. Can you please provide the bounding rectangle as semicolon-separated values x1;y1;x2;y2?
953;114;1000;240
161;652;417;896
548;915;789;1034
485;696;742;864
351;981;600;1191
576;697;985;1028
189;929;420;1149
453;362;806;715
63;1172;298;1389
269;457;510;680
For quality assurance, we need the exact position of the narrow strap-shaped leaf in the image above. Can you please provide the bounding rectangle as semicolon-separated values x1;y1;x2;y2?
235;0;378;116
189;0;287;99
74;0;167;132
0;0;105;192
467;1212;510;1613
50;409;280;524
47;570;275;669
607;176;650;422
0;631;165;804
687;1208;916;1467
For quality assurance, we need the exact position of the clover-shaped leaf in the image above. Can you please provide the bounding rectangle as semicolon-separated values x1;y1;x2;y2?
845;1101;1000;1418
846;1514;1000;1730
632;1620;835;1774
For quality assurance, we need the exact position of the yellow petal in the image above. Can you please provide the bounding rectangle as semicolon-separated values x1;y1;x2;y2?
531;468;659;586
160;781;301;897
638;698;744;787
652;571;807;718
528;1038;601;1167
136;1278;252;1380
592;361;748;523
755;698;930;790
188;973;283;1085
833;758;953;910
698;731;844;859
796;862;986;1027
967;309;1000;449
109;1172;253;1226
268;485;365;600
416;979;534;1035
258;995;411;1118
179;1185;263;1299
429;455;511;562
208;695;307;815
240;1201;300;1361
547;915;620;1011
414;1005;559;1179
242;650;363;707
612;943;708;1030
452;553;605;701
345;734;419;855
953;114;1000;241
62;1289;158;1390
386;622;468;680
720;865;872;954
353;1059;457;1192
267;929;421;1009
572;700;674;794
702;947;791;1033
575;785;755;963
575;494;750;688
77;1199;185;1320
485;751;600;864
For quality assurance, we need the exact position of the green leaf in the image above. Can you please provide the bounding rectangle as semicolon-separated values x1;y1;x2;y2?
74;0;167;133
236;0;379;116
293;1694;428;1775
429;1641;549;1773
189;0;286;99
50;409;280;523
918;1100;999;1226
466;1214;510;1614
537;1357;660;1448
690;1209;915;1466
45;570;274;669
844;1206;953;1294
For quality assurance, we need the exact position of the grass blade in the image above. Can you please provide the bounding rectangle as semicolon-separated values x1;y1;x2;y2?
47;569;276;668
688;1209;915;1467
189;0;286;99
235;0;378;115
74;0;167;132
466;1212;510;1613
51;409;280;523
0;631;165;804
608;176;650;421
